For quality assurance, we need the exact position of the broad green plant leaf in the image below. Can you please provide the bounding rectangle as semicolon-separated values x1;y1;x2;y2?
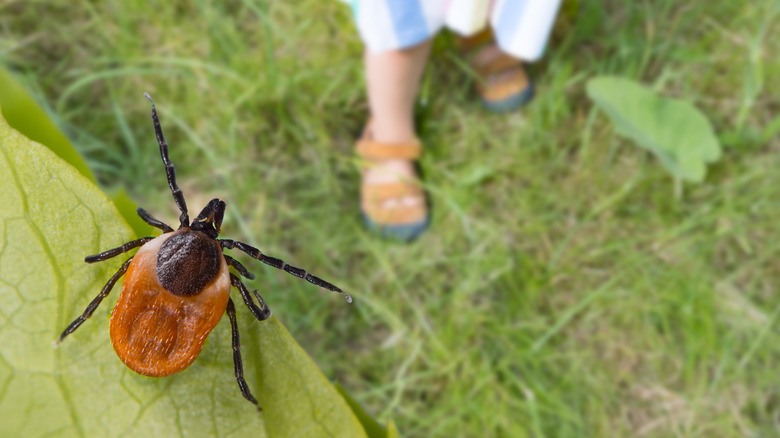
386;421;400;438
255;320;367;437
0;66;150;237
0;108;367;437
336;383;387;438
0;67;93;180
336;384;402;438
586;76;721;182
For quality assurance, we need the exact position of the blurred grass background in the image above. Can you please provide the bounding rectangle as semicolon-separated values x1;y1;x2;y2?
2;0;779;436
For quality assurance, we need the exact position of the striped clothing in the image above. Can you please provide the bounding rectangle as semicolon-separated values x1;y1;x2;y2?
349;0;561;61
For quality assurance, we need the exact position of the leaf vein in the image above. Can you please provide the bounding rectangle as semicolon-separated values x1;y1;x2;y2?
0;142;85;438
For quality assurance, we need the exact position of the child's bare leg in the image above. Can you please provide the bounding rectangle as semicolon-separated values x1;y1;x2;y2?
366;39;431;143
363;39;432;209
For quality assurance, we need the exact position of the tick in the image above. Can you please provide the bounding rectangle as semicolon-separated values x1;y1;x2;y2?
57;93;351;409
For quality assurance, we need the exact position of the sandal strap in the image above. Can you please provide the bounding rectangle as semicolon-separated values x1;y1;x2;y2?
477;66;530;100
362;201;428;225
474;52;521;78
458;28;494;52
362;181;422;203
459;29;522;78
356;138;421;160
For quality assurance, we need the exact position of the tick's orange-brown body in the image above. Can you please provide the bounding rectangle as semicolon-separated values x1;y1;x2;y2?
109;229;230;377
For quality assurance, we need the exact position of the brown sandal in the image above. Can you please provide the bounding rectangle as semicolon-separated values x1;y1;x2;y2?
356;128;430;241
459;29;535;112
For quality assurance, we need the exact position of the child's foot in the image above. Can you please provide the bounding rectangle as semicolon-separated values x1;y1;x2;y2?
356;125;429;241
460;31;535;112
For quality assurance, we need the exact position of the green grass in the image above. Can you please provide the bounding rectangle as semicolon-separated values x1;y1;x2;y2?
2;0;780;436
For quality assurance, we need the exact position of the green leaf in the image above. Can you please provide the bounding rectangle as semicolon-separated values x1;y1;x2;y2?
0;107;366;437
335;383;387;438
586;76;722;182
254;319;367;437
386;420;400;438
0;66;95;181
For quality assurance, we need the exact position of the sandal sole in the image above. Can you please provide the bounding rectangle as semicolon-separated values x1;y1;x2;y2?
481;82;535;113
361;210;430;242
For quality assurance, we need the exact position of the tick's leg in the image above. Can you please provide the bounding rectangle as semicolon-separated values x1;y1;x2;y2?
57;257;133;344
226;297;261;410
137;208;174;233
85;238;154;263
144;93;189;229
220;239;352;303
224;255;255;280
230;273;271;321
